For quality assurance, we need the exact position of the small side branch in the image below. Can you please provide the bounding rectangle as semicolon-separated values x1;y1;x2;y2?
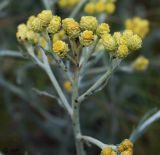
79;135;117;150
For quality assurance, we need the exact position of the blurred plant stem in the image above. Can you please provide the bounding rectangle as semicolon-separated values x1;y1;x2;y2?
130;110;160;143
69;0;87;18
41;0;57;10
79;135;117;150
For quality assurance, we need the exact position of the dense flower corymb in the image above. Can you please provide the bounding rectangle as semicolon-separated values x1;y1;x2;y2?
16;10;143;60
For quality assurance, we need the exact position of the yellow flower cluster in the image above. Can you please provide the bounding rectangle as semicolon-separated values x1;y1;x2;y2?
58;0;80;8
118;139;133;155
101;30;142;59
16;10;69;58
101;139;133;155
16;13;143;59
16;23;38;44
84;0;116;15
132;56;149;71
125;17;149;38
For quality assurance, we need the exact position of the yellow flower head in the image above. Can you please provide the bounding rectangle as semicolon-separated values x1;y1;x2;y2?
95;1;105;13
38;10;53;27
16;24;28;42
101;147;112;155
53;40;69;57
84;2;95;14
79;30;95;46
101;147;117;155
96;23;110;37
117;45;129;59
27;16;36;30
62;18;75;30
118;139;133;153
102;34;117;51
64;81;72;92
47;16;61;34
121;148;133;155
18;23;27;31
118;35;128;45
125;17;149;38
30;17;44;32
132;56;149;71
105;2;116;14
127;34;142;51
113;32;122;45
62;18;80;39
123;30;133;39
80;16;98;31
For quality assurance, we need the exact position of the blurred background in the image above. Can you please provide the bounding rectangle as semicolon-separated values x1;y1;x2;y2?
0;0;160;155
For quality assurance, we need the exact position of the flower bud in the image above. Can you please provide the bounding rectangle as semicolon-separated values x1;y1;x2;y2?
80;16;98;31
27;16;36;30
125;17;149;38
96;23;110;37
38;10;53;27
102;34;117;51
95;2;105;13
105;3;116;14
127;34;142;51
118;139;133;153
52;40;69;57
47;16;61;34
132;56;149;71
121;148;133;155
101;147;117;155
79;30;95;46
116;45;129;58
62;18;80;39
84;2;95;14
123;30;133;39
62;18;75;31
101;147;112;155
30;17;44;32
113;32;122;45
16;24;28;42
